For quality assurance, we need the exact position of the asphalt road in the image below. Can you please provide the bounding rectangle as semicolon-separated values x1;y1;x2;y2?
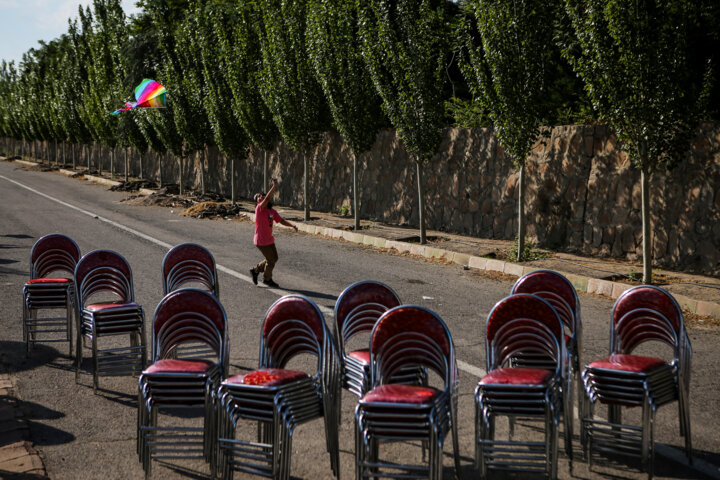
1;160;719;480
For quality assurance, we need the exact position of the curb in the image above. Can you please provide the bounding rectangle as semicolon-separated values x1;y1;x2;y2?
11;157;720;320
291;221;720;320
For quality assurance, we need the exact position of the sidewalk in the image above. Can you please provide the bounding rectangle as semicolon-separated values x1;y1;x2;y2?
52;161;720;324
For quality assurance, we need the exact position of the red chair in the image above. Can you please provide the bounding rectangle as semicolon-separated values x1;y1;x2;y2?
511;269;581;455
355;305;461;480
581;285;691;479
161;243;219;297
74;249;146;392
333;280;402;397
137;288;228;478
217;294;340;480
475;294;565;479
22;233;80;356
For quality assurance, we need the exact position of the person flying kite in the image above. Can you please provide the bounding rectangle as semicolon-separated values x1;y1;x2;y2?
111;79;167;115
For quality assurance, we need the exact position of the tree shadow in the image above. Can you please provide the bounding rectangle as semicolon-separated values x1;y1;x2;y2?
1;234;33;239
0;396;75;447
0;470;49;480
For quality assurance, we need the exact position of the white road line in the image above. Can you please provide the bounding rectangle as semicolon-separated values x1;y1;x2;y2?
3;174;485;373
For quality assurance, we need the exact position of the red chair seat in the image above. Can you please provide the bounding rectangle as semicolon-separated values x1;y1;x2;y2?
144;359;214;374
226;368;309;387
588;354;667;373
348;349;370;364
25;278;72;284
361;384;440;404
479;367;553;386
85;302;140;312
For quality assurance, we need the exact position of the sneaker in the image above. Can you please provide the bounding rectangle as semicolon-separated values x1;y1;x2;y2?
250;268;259;285
263;279;280;288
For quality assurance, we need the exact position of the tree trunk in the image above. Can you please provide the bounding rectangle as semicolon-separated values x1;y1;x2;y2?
72;143;76;170
517;164;526;262
158;152;163;187
139;150;143;180
111;147;115;179
263;150;269;194
200;149;206;195
416;159;426;245
353;154;360;231
303;154;310;221
124;147;129;182
179;155;185;196
86;144;91;171
641;165;652;283
231;156;236;204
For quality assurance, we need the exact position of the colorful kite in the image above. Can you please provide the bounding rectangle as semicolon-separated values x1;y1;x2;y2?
111;79;167;115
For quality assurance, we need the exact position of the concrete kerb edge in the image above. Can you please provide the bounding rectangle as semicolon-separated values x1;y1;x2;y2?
13;158;720;320
299;223;720;319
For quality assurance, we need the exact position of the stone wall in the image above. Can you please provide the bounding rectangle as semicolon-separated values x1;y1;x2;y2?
8;123;719;275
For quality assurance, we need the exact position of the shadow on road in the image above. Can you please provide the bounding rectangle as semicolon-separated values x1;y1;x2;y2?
0;342;61;374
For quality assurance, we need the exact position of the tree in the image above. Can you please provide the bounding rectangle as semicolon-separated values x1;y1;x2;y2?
358;0;453;244
191;0;250;203
307;0;387;230
461;0;558;261
256;0;333;221
560;0;713;282
214;0;280;194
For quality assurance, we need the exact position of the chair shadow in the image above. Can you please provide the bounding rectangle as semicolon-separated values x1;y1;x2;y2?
155;459;214;479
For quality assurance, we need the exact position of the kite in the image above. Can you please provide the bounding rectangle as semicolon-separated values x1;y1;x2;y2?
111;79;167;115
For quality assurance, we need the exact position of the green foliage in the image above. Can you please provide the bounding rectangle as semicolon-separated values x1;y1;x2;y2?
461;0;558;167
339;204;350;216
307;0;387;155
507;235;548;262
188;0;249;160
559;0;711;170
213;0;278;152
357;0;452;162
445;97;491;128
255;0;332;153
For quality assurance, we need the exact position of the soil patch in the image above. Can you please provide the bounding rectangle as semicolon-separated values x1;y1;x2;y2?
122;193;194;208
181;201;248;219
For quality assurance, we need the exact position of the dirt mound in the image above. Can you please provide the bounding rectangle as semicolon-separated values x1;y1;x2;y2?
18;164;58;172
109;180;159;192
1;154;21;161
181;201;247;219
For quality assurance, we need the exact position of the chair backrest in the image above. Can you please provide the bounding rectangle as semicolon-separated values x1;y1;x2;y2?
161;243;219;297
74;249;134;308
485;294;564;373
370;305;457;391
261;294;330;371
611;285;688;356
333;280;400;353
151;288;229;372
29;233;81;279
511;269;580;335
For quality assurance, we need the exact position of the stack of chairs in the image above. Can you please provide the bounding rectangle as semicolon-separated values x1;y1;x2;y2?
161;243;220;360
22;233;80;356
74;249;146;392
334;280;405;397
137;288;228;478
475;294;566;479
354;305;461;480
581;285;692;479
510;269;581;456
216;294;340;480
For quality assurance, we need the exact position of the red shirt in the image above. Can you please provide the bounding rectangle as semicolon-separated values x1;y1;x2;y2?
254;204;283;246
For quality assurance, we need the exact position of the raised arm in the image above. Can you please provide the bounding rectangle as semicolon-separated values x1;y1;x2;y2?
259;178;278;209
